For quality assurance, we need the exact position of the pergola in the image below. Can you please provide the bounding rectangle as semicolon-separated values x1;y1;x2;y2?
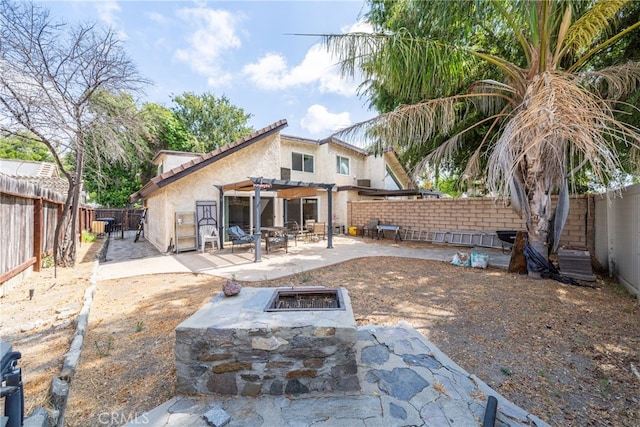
218;177;336;262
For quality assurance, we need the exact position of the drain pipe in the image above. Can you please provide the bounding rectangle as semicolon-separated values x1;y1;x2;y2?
482;395;498;427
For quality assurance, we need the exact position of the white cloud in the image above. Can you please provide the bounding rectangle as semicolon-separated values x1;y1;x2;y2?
242;20;373;97
174;7;244;88
300;104;351;135
243;44;358;96
95;1;127;40
342;20;374;34
146;11;167;25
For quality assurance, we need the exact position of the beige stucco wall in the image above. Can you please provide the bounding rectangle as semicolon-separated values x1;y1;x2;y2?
143;133;416;252
278;136;411;224
144;133;282;252
155;152;200;174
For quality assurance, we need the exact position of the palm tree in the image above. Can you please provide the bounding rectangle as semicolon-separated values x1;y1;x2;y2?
324;0;640;271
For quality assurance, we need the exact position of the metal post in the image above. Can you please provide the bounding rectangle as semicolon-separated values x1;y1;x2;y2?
215;185;224;249
326;184;334;249
254;184;262;262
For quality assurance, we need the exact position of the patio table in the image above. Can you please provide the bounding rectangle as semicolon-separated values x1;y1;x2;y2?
376;224;402;242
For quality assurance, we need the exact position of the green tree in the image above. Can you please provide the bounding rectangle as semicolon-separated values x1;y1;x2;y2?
141;103;201;153
0;133;54;162
362;0;640;193
0;1;148;266
326;0;640;269
171;92;253;152
81;91;149;207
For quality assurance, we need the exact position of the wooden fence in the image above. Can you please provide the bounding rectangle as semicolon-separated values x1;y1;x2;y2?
0;175;94;293
94;208;145;235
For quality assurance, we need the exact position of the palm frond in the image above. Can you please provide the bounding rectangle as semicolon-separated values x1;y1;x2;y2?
563;0;628;57
488;71;639;201
581;61;640;100
336;92;510;153
323;30;518;102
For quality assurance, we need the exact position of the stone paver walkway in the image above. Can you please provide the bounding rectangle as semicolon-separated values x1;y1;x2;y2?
128;323;547;426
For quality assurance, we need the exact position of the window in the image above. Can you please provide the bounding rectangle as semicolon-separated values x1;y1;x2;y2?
292;152;314;173
336;155;350;175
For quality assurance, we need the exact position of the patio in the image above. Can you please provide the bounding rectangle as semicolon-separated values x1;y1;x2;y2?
98;230;510;282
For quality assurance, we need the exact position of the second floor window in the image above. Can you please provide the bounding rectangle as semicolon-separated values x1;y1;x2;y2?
292;152;314;173
336;155;350;175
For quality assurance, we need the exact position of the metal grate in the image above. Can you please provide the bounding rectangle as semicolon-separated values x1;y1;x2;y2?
264;288;345;312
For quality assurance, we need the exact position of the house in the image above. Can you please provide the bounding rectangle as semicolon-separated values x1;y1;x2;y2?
130;119;423;254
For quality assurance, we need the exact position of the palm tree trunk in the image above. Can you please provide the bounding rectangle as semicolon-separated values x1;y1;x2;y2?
525;150;553;278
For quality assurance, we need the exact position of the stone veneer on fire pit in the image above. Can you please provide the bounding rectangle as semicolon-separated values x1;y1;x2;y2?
175;287;359;397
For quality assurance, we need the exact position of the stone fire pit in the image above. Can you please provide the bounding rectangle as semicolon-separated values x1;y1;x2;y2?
175;287;359;396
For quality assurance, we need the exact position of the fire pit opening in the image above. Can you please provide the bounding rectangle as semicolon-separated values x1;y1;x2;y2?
265;287;345;312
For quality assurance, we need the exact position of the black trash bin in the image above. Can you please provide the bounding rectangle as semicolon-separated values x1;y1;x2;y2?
1;341;24;427
97;217;116;234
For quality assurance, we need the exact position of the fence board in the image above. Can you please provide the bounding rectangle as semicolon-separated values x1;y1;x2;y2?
0;174;94;290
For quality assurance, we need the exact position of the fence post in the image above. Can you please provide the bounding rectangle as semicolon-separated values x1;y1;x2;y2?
34;198;43;272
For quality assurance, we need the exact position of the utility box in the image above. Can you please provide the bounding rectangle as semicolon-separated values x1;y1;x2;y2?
558;248;596;281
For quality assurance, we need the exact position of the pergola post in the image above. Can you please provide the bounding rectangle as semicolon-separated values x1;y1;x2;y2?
221;177;336;260
215;185;224;249
326;184;334;249
254;184;262;262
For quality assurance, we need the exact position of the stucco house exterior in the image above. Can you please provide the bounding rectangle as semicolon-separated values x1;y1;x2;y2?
130;119;420;253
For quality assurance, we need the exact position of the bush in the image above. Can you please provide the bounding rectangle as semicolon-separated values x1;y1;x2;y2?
82;230;97;243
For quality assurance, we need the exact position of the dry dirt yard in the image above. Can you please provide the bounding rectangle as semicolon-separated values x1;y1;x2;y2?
2;239;639;426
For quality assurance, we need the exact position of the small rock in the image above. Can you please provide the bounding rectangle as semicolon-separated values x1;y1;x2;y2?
203;406;231;427
223;280;241;296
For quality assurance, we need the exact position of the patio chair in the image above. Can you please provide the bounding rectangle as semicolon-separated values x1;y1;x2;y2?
200;225;220;253
227;225;257;253
362;219;379;239
284;221;304;246
312;222;326;240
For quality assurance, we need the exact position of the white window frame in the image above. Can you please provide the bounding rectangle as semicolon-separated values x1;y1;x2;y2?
292;152;314;173
336;155;350;176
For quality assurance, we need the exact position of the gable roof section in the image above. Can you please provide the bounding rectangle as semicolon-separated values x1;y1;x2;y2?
319;136;369;157
130;119;288;201
282;134;369;157
151;150;201;165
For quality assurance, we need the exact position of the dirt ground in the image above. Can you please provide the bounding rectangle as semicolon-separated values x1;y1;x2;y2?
2;239;639;426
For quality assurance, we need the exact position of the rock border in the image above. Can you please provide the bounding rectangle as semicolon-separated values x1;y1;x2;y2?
24;239;106;427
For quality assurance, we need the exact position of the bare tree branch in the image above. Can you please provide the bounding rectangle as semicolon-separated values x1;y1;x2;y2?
0;0;150;267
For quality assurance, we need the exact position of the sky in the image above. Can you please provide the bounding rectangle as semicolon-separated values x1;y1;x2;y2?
39;0;376;139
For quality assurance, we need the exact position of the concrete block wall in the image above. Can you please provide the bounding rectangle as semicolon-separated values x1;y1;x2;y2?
347;195;593;250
